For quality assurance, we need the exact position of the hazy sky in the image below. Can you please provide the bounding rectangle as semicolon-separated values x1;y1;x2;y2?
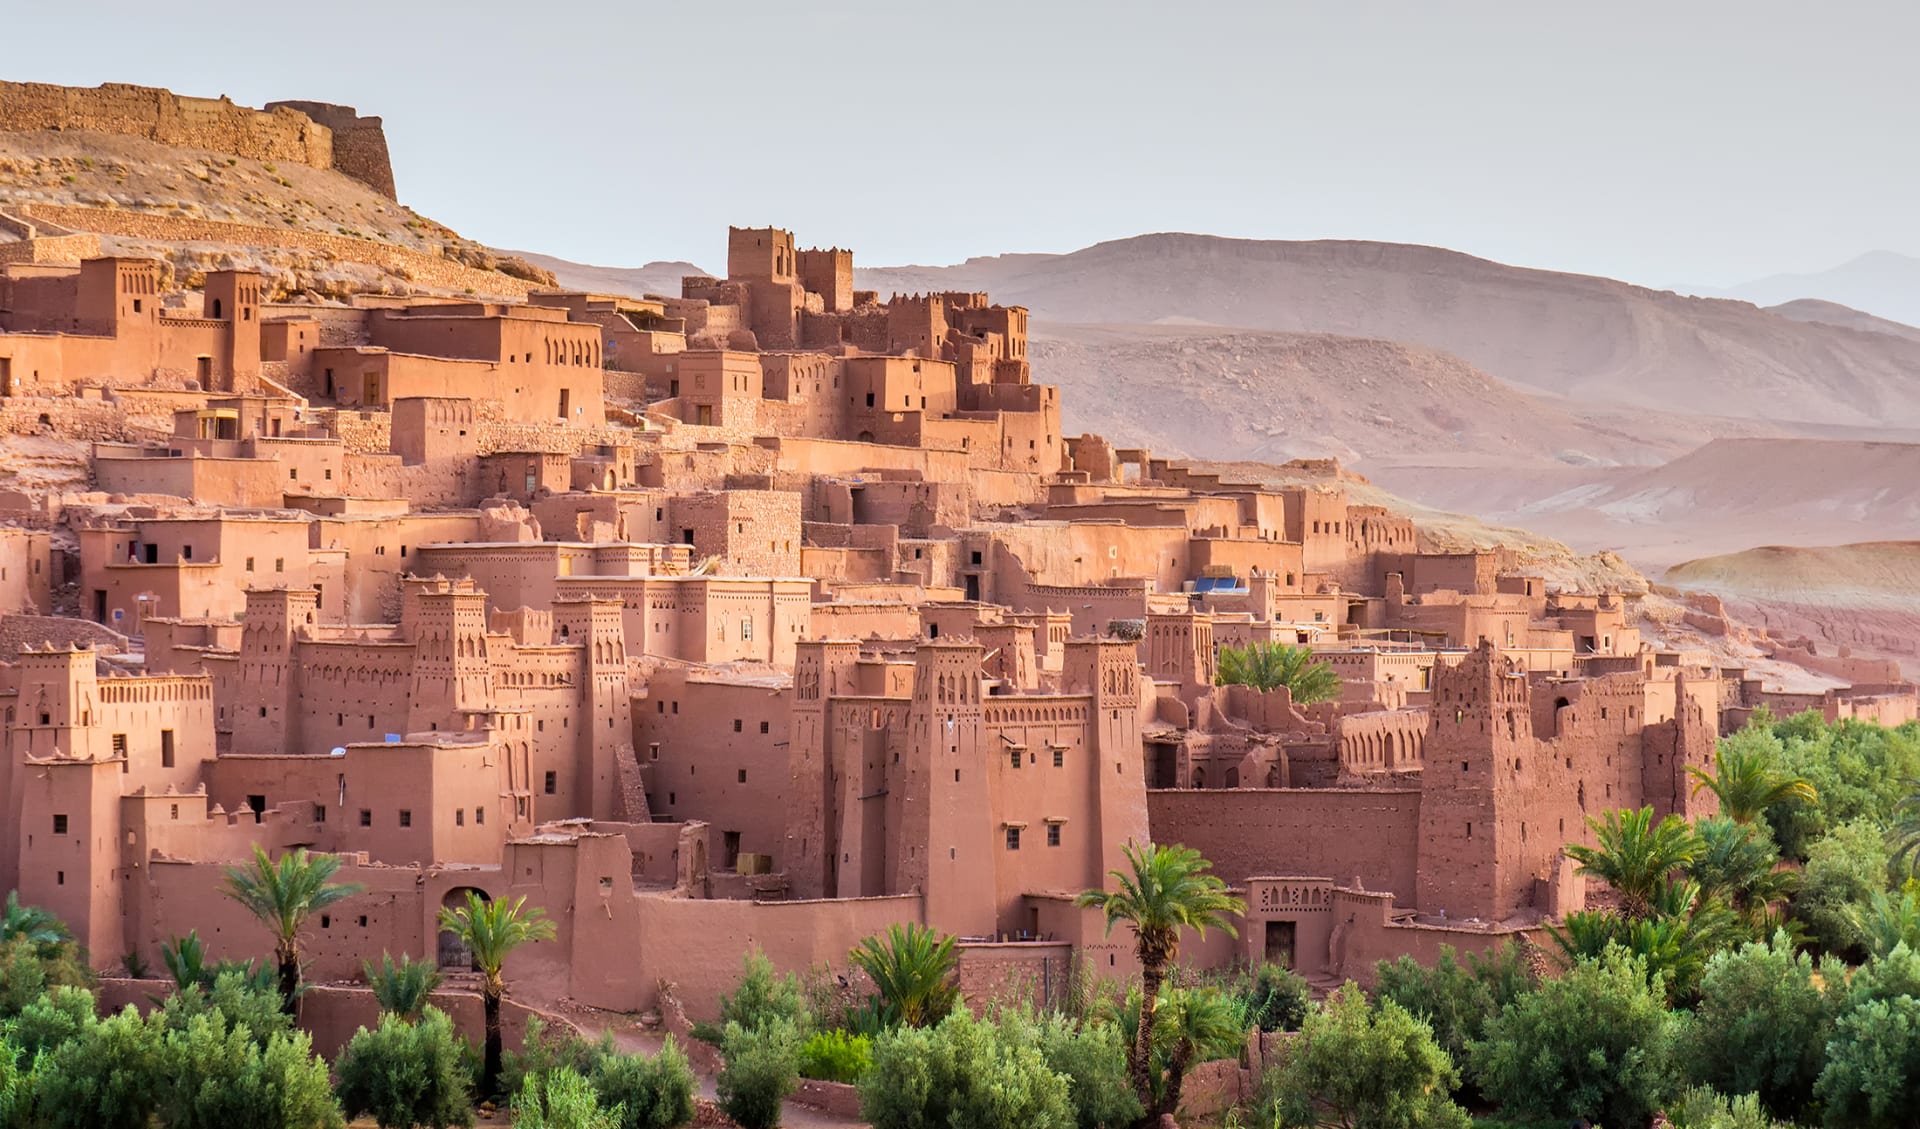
11;0;1915;285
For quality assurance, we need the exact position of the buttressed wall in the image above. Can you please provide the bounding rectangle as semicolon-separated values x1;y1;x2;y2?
0;82;397;200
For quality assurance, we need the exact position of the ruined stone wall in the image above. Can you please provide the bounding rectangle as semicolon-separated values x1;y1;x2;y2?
12;205;528;297
0;83;398;199
264;101;396;199
0;81;331;167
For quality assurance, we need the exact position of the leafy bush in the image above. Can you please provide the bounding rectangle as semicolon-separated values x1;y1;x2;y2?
30;1006;167;1129
1;985;94;1060
1;1034;35;1129
860;1008;1074;1129
157;1009;341;1129
1682;931;1835;1119
1372;943;1531;1067
720;950;811;1036
1756;714;1920;859
1666;1085;1793;1129
334;1006;475;1129
1257;983;1469;1129
1468;950;1682;1128
1792;816;1893;957
796;1028;871;1083
0;933;92;1021
1249;962;1311;1032
1815;994;1920;1128
590;1039;696;1129
511;1065;617;1129
1027;1011;1140;1129
160;967;294;1048
717;1018;800;1129
502;1015;617;1101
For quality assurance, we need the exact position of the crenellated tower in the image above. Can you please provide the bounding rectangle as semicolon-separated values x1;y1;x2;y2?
407;578;494;733
1419;641;1530;920
784;639;860;898
230;587;316;755
553;596;632;821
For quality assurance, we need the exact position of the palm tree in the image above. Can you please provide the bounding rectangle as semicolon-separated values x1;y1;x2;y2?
1076;842;1244;1107
1689;743;1817;823
1109;985;1245;1121
1;891;70;953
1890;781;1920;875
1686;816;1796;930
1855;886;1920;959
365;951;443;1022
1213;643;1342;705
847;923;959;1028
221;845;363;1014
1565;807;1703;920
438;892;556;1096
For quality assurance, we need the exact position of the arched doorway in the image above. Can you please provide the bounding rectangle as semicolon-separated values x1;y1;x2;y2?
438;887;490;970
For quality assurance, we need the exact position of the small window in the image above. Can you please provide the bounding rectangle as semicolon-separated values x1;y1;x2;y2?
475;806;484;825
359;809;371;826
398;810;412;828
52;814;68;835
1009;751;1021;770
244;557;255;572
544;771;557;795
759;721;770;735
742;619;753;641
112;733;128;756
737;769;747;784
1053;748;1065;768
1005;827;1021;850
275;558;285;573
455;809;465;826
315;805;326;823
1047;824;1061;847
733;719;743;733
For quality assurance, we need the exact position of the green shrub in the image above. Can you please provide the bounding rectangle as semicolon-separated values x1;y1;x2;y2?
1682;932;1835;1119
1792;817;1893;958
158;1009;341;1129
1666;1085;1793;1129
1257;983;1469;1129
1;985;94;1060
1468;950;1682;1128
160;967;294;1048
590;1039;696;1129
720;950;810;1035
502;1015;616;1101
31;1005;167;1129
860;1008;1073;1129
1241;961;1313;1032
0;932;92;1021
717;1018;799;1129
1373;942;1531;1067
334;1006;475;1129
1027;1011;1140;1129
511;1065;618;1129
1815;993;1920;1128
1;1034;34;1129
796;1029;871;1083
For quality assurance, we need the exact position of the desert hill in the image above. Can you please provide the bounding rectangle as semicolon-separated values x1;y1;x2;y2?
1667;541;1920;675
1765;298;1920;344
0;126;547;299
852;234;1920;432
1687;250;1920;329
512;251;709;301
1030;322;1769;469
1376;438;1920;569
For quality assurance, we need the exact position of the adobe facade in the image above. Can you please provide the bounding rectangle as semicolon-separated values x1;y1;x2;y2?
0;220;1906;1017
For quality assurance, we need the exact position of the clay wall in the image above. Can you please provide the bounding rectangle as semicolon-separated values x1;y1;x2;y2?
0;82;331;168
1146;788;1422;903
634;669;791;865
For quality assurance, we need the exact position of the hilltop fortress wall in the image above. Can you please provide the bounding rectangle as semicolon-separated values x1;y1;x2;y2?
0;82;395;199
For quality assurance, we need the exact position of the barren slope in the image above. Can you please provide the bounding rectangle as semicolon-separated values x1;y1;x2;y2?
1667;542;1920;675
1375;438;1920;569
0;128;545;298
856;234;1920;430
1034;322;1762;469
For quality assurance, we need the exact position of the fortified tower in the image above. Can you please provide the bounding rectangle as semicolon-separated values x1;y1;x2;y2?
230;587;317;756
902;640;990;934
1066;638;1151;883
407;578;493;733
784;639;860;898
552;596;632;821
1418;642;1529;920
